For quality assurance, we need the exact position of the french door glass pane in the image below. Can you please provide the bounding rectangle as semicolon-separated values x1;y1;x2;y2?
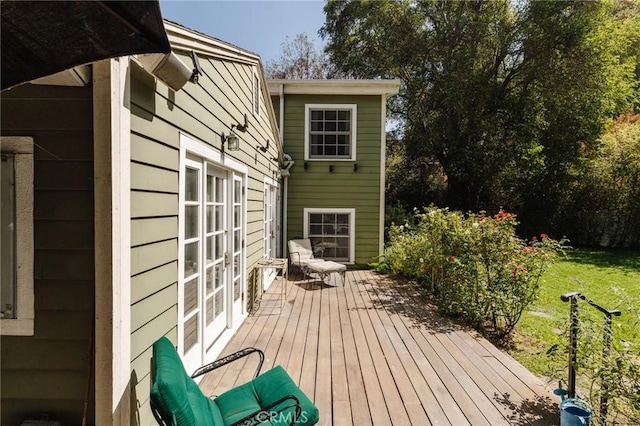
185;168;198;202
183;314;198;352
185;206;198;239
206;236;213;263
215;176;223;202
215;264;223;288
183;278;198;315
215;290;224;317
184;242;199;277
206;206;213;233
206;174;213;202
206;297;214;325
205;266;213;293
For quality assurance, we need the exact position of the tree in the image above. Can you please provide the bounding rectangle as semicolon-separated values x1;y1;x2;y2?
321;0;639;236
266;33;332;79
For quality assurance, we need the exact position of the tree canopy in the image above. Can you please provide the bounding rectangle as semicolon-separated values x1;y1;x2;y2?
321;0;640;240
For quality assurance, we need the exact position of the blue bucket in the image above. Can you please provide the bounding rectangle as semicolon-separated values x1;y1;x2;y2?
560;397;592;426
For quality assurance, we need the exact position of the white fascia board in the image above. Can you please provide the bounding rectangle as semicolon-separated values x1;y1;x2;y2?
267;79;401;97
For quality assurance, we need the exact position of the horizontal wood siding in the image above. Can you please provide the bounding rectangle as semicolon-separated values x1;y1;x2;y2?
130;50;279;424
282;94;383;264
0;84;94;425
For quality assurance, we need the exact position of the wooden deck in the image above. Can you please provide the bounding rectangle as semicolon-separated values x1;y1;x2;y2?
200;269;559;425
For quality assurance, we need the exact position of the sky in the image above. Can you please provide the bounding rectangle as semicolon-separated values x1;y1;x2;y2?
159;1;327;64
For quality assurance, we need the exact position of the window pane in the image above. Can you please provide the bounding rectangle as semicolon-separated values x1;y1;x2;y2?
206;266;214;294
215;289;224;318
215;176;224;202
1;154;15;319
215;263;223;289
234;180;241;203
325;121;336;131
215;206;223;231
185;206;198;239
206;236;213;263
184;242;198;277
311;110;323;120
325;110;336;120
206;174;213;202
184;278;198;315
206;297;214;325
206;206;213;233
185;168;198;201
234;206;240;228
215;235;224;261
183;314;198;352
338;110;350;120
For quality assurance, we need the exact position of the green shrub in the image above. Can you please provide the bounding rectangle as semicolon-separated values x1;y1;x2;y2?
375;206;566;338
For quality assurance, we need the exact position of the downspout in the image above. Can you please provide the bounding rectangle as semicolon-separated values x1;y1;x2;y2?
280;83;288;257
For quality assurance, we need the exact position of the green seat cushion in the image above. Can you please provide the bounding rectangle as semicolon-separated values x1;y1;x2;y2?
215;365;319;426
150;337;224;426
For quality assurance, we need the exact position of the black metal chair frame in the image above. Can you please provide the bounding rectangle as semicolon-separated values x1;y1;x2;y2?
151;347;302;426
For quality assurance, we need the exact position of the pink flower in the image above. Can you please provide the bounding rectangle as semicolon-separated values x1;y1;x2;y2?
450;255;457;261
532;236;538;241
540;233;548;239
523;246;534;253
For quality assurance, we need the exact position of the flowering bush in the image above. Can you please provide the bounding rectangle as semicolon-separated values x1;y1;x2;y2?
375;206;567;338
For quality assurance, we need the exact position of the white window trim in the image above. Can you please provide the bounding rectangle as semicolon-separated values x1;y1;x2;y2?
304;104;357;161
1;136;35;336
303;207;355;264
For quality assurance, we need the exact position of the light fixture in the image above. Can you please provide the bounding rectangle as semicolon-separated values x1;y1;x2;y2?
233;113;249;133
221;130;240;151
190;51;203;83
257;139;270;153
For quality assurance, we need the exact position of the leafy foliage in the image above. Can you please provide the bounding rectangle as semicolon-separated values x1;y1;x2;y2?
374;206;566;338
321;0;640;243
265;33;339;79
555;114;640;247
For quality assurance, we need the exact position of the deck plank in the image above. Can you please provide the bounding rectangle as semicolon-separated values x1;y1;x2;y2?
199;269;559;425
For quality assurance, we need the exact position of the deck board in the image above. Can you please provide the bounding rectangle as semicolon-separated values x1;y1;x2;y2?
200;269;559;425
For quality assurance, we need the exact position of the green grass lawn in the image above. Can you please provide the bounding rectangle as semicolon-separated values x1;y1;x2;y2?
510;247;640;382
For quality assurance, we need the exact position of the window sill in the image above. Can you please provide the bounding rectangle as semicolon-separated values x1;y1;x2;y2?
0;318;35;336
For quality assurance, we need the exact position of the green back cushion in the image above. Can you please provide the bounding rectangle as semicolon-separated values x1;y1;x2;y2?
215;366;319;425
150;337;224;426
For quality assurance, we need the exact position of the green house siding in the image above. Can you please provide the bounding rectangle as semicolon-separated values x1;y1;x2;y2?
130;47;280;423
281;95;383;265
1;84;95;425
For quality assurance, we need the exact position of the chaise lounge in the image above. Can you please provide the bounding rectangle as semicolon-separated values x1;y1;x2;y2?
150;336;319;426
287;239;346;285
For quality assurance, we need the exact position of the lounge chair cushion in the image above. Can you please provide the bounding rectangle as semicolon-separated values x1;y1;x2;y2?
151;337;320;425
288;239;315;264
215;366;319;425
151;337;224;426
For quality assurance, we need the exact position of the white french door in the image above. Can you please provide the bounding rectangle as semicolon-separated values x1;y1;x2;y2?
262;181;278;290
180;157;245;372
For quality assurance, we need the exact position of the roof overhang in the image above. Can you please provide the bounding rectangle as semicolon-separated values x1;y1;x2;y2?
1;0;171;91
267;79;402;97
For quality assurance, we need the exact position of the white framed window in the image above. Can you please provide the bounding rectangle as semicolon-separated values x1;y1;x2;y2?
303;208;355;264
1;137;34;336
253;68;261;118
304;104;357;161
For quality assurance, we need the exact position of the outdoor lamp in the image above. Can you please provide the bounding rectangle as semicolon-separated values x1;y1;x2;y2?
222;130;240;151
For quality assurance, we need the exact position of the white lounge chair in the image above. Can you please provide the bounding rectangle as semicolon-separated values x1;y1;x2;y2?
287;238;346;285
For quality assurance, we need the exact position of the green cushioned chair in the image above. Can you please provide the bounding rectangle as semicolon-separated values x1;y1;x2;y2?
150;337;319;426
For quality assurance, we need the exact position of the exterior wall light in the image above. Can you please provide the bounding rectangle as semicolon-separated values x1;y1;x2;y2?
221;130;240;151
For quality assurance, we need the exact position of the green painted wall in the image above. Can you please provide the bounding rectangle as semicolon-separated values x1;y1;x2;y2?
130;50;280;424
276;94;384;265
1;84;95;425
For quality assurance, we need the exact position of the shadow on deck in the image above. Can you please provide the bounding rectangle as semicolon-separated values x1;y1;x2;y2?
200;269;559;425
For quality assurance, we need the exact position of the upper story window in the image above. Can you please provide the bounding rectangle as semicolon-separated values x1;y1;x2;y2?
305;104;357;161
1;137;34;336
